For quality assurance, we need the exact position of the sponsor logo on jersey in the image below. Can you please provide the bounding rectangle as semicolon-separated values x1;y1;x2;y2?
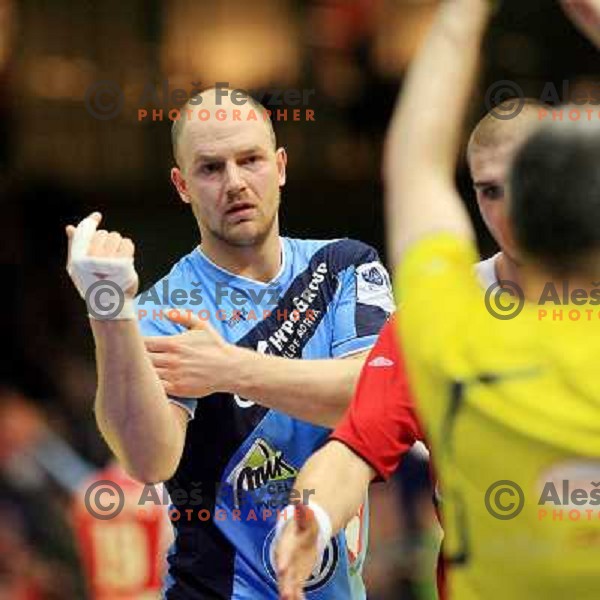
537;461;600;509
227;439;298;509
267;263;328;356
368;356;395;368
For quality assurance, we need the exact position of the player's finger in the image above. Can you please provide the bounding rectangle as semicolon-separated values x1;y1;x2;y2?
144;337;176;353
116;238;135;258
88;230;109;257
103;231;123;256
154;368;177;386
147;353;173;369
166;308;214;332
66;225;76;267
70;212;102;261
279;570;303;600
159;378;176;395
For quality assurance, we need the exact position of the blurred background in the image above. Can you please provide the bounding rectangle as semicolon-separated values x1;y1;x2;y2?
0;0;598;598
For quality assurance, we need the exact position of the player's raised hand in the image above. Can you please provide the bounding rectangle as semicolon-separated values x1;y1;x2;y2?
66;212;139;319
561;0;600;48
275;504;320;600
144;310;236;398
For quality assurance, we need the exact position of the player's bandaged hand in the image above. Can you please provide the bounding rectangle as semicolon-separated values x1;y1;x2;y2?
66;212;139;320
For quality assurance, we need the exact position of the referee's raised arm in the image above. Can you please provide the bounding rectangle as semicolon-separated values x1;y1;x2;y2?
383;0;494;268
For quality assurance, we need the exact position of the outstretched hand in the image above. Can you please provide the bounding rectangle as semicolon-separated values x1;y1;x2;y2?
275;504;321;600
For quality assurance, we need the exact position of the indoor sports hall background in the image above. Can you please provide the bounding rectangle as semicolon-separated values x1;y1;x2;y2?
0;1;597;598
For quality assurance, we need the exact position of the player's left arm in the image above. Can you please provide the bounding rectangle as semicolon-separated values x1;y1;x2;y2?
146;311;369;428
145;249;393;428
226;347;369;428
384;0;494;269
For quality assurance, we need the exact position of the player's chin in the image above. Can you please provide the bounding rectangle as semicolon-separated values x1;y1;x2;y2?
222;220;268;247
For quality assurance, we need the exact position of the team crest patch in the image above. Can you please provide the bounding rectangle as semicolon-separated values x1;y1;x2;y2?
361;266;384;286
355;262;394;313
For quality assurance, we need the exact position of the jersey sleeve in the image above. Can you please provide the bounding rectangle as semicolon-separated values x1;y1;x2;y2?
134;294;198;419
330;317;424;480
331;244;395;358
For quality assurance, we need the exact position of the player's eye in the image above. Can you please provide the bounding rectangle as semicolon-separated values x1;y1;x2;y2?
200;162;223;175
482;185;504;200
240;155;260;166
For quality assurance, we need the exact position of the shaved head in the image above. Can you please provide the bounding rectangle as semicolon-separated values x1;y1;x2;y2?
171;88;276;166
468;98;548;163
169;86;287;254
467;98;549;262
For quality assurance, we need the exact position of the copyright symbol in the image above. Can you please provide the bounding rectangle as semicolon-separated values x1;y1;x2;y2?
484;280;524;320
85;280;125;320
84;480;125;520
485;480;525;520
84;80;124;121
484;81;525;121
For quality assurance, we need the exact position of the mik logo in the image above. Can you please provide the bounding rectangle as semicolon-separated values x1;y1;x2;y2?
227;439;298;508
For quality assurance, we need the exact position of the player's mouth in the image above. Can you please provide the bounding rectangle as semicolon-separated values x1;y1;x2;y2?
225;203;257;221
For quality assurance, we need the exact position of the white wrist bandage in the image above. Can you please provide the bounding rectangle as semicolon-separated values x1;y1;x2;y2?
275;500;333;558
67;215;138;320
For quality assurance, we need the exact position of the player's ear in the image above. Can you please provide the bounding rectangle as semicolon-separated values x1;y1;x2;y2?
276;147;287;187
171;167;191;205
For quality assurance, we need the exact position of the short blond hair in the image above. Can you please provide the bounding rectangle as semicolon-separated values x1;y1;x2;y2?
468;98;548;161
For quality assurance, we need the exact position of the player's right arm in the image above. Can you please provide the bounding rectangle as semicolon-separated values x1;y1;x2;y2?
275;441;374;600
275;320;424;598
91;320;189;483
66;213;188;483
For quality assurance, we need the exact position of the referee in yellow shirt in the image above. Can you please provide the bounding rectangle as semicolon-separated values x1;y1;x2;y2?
275;1;600;599
385;0;600;598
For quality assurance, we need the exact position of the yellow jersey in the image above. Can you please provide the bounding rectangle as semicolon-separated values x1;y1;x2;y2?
395;234;600;599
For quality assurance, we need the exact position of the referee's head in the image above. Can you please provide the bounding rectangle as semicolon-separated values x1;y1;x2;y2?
510;119;600;278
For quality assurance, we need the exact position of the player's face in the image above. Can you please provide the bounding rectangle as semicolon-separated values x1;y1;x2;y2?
469;141;520;261
172;116;286;248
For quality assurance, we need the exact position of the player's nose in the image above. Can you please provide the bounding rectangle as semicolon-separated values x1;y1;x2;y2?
224;161;247;197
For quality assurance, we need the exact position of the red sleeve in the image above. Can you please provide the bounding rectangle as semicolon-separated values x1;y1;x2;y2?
330;316;425;480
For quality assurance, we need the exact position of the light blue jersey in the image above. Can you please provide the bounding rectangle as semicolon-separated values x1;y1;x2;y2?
135;237;394;599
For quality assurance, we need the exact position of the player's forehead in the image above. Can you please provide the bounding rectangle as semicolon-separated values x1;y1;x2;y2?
469;142;515;182
180;116;273;161
469;110;543;171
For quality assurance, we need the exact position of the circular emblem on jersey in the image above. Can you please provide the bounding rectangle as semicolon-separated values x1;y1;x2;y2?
262;525;339;592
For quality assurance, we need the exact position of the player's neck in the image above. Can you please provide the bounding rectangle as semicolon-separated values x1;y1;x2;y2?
522;266;600;303
200;232;282;283
496;252;522;288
